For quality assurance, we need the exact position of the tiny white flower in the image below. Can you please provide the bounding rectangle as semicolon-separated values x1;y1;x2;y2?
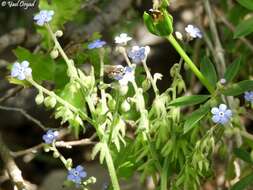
34;10;54;26
185;24;202;39
115;33;132;45
11;61;32;80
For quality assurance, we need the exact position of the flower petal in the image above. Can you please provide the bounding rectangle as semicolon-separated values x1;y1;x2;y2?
219;104;227;111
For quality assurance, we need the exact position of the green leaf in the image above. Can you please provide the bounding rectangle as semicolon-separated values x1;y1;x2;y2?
183;105;210;134
222;80;253;96
236;0;253;11
224;57;242;82
200;57;218;88
231;172;253;190
234;148;253;164
38;0;82;47
168;95;210;107
234;17;253;38
14;47;55;83
59;82;86;111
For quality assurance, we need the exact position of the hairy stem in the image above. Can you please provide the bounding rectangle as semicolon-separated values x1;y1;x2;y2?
104;143;120;190
166;35;215;94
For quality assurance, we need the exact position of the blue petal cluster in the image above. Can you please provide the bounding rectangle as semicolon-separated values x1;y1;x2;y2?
211;104;232;125
34;10;54;26
11;61;32;80
67;165;87;185
42;130;59;144
88;39;106;49
114;66;134;86
128;46;150;63
244;91;253;103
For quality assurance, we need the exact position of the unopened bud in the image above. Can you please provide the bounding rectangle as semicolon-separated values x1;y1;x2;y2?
55;30;63;37
50;49;59;59
35;92;44;105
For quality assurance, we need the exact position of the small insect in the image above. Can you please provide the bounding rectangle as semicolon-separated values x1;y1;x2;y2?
148;9;164;21
104;65;125;79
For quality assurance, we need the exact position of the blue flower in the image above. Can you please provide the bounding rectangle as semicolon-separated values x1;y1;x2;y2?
114;66;135;86
67;165;87;185
11;61;32;80
244;91;253;103
211;104;232;125
42;130;59;144
88;39;106;49
185;24;202;39
128;46;150;63
34;10;54;26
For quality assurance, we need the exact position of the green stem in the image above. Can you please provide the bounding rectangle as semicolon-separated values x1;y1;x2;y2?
45;24;78;79
166;35;215;94
104;143;120;190
142;60;159;96
27;78;94;125
161;157;169;190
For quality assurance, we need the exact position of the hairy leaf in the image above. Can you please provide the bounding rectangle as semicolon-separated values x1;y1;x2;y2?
224;57;242;82
234;17;253;38
168;95;210;107
222;80;253;96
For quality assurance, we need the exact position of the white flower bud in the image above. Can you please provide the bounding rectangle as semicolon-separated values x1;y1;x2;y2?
50;49;59;59
55;30;63;37
175;31;183;41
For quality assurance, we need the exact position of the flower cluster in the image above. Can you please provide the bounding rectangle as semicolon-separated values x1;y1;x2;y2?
11;61;32;80
211;104;232;125
34;10;54;26
42;130;59;144
88;39;106;49
185;24;202;39
67;165;87;185
128;46;150;63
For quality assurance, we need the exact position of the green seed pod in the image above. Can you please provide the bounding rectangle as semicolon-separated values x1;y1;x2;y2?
142;79;151;92
120;100;131;112
143;9;173;37
118;85;129;96
44;96;57;108
53;151;60;158
35;92;44;105
50;49;59;59
108;98;116;110
65;158;73;169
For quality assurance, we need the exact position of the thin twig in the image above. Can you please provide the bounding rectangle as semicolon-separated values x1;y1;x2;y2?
0;86;23;103
0;105;47;131
11;134;97;157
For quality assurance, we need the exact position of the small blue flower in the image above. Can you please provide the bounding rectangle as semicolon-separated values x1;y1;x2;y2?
114;66;135;86
128;46;150;63
244;91;253;103
34;10;54;26
67;165;87;185
211;104;232;125
185;24;202;39
42;130;59;144
11;61;32;80
88;39;106;49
